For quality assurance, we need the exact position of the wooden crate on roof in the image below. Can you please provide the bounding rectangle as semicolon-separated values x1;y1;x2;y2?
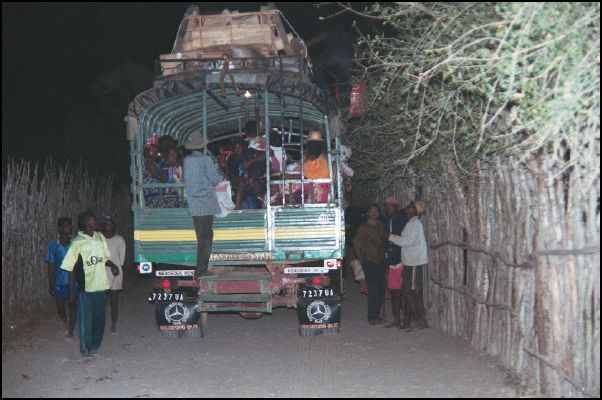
173;10;282;55
160;7;301;77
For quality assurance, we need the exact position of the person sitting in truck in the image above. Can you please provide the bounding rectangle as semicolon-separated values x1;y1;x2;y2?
142;143;168;208
245;138;268;208
270;148;300;206
161;145;182;208
228;137;250;209
158;134;178;156
303;131;330;203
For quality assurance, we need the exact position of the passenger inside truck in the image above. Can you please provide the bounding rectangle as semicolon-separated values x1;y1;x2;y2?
142;136;186;208
303;131;330;204
143;143;169;208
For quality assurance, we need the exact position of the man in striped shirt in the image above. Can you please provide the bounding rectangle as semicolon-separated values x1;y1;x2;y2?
388;201;428;330
182;130;223;278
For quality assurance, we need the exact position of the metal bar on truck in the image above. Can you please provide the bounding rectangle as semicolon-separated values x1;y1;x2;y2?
299;55;305;207
335;135;343;208
325;115;334;203
280;61;286;206
130;139;137;210
265;87;273;252
202;89;208;155
137;119;146;208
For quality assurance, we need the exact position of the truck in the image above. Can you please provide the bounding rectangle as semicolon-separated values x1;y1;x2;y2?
125;5;346;338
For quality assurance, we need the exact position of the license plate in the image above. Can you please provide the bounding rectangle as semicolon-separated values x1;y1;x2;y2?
285;267;329;274
300;288;336;298
155;270;195;277
148;292;184;302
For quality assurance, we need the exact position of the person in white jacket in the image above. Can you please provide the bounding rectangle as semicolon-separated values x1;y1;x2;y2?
102;216;126;334
387;201;428;330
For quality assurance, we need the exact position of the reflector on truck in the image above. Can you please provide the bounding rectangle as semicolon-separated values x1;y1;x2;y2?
139;262;153;274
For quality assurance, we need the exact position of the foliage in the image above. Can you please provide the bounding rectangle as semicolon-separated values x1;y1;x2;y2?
348;2;600;195
2;159;132;318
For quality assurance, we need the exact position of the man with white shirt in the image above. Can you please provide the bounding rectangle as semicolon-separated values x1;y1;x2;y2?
102;216;126;334
387;201;428;330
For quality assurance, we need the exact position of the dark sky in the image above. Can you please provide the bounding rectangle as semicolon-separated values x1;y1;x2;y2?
2;2;358;180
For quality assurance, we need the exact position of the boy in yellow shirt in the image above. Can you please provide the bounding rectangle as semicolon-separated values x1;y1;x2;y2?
61;210;119;357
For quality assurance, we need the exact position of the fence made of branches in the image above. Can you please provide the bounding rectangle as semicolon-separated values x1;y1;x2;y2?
380;155;600;397
342;1;600;397
2;159;132;320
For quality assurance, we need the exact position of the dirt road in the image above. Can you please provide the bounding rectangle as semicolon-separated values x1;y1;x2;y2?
2;271;519;397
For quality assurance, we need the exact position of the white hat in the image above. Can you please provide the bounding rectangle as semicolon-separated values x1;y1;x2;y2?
184;130;208;150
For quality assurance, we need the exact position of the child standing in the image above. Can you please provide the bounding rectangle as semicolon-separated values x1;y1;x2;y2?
102;216;126;334
45;217;78;338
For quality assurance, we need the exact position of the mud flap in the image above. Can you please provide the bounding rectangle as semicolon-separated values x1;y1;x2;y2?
155;301;200;336
297;295;341;336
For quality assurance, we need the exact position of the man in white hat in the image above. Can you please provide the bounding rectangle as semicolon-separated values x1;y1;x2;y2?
388;200;428;330
182;130;223;278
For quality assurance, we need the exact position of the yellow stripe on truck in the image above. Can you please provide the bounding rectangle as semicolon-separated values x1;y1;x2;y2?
134;227;344;242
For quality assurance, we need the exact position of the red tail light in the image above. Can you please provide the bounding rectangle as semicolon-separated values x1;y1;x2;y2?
161;280;171;289
305;276;330;287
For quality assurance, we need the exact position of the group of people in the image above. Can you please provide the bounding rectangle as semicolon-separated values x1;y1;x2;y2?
352;196;428;330
143;122;333;211
179;125;333;279
143;134;184;208
221;122;334;207
45;211;126;358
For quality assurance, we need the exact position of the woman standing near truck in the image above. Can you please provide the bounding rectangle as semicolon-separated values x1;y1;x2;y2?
353;204;388;325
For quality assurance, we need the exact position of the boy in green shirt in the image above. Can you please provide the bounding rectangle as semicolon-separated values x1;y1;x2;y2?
61;210;119;357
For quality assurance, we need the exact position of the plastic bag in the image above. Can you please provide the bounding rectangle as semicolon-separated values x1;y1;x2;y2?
351;259;365;281
214;181;235;218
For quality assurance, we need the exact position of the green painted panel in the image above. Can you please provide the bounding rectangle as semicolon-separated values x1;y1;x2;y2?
135;240;266;254
135;208;266;230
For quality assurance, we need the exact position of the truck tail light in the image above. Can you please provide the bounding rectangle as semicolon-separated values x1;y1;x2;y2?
161;280;171;289
305;276;330;287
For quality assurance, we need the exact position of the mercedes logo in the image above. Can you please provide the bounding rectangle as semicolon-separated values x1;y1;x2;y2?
310;303;327;319
306;300;331;323
164;302;190;325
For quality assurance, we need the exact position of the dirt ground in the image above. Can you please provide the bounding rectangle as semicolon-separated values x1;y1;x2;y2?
2;271;520;398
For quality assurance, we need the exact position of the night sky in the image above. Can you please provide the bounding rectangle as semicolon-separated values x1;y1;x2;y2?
2;2;358;183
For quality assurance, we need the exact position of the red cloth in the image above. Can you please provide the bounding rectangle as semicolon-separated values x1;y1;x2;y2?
388;266;403;290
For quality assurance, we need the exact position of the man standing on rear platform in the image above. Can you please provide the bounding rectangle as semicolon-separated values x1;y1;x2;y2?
182;130;223;279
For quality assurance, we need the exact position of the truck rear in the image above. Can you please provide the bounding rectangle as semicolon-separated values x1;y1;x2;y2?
126;6;346;337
